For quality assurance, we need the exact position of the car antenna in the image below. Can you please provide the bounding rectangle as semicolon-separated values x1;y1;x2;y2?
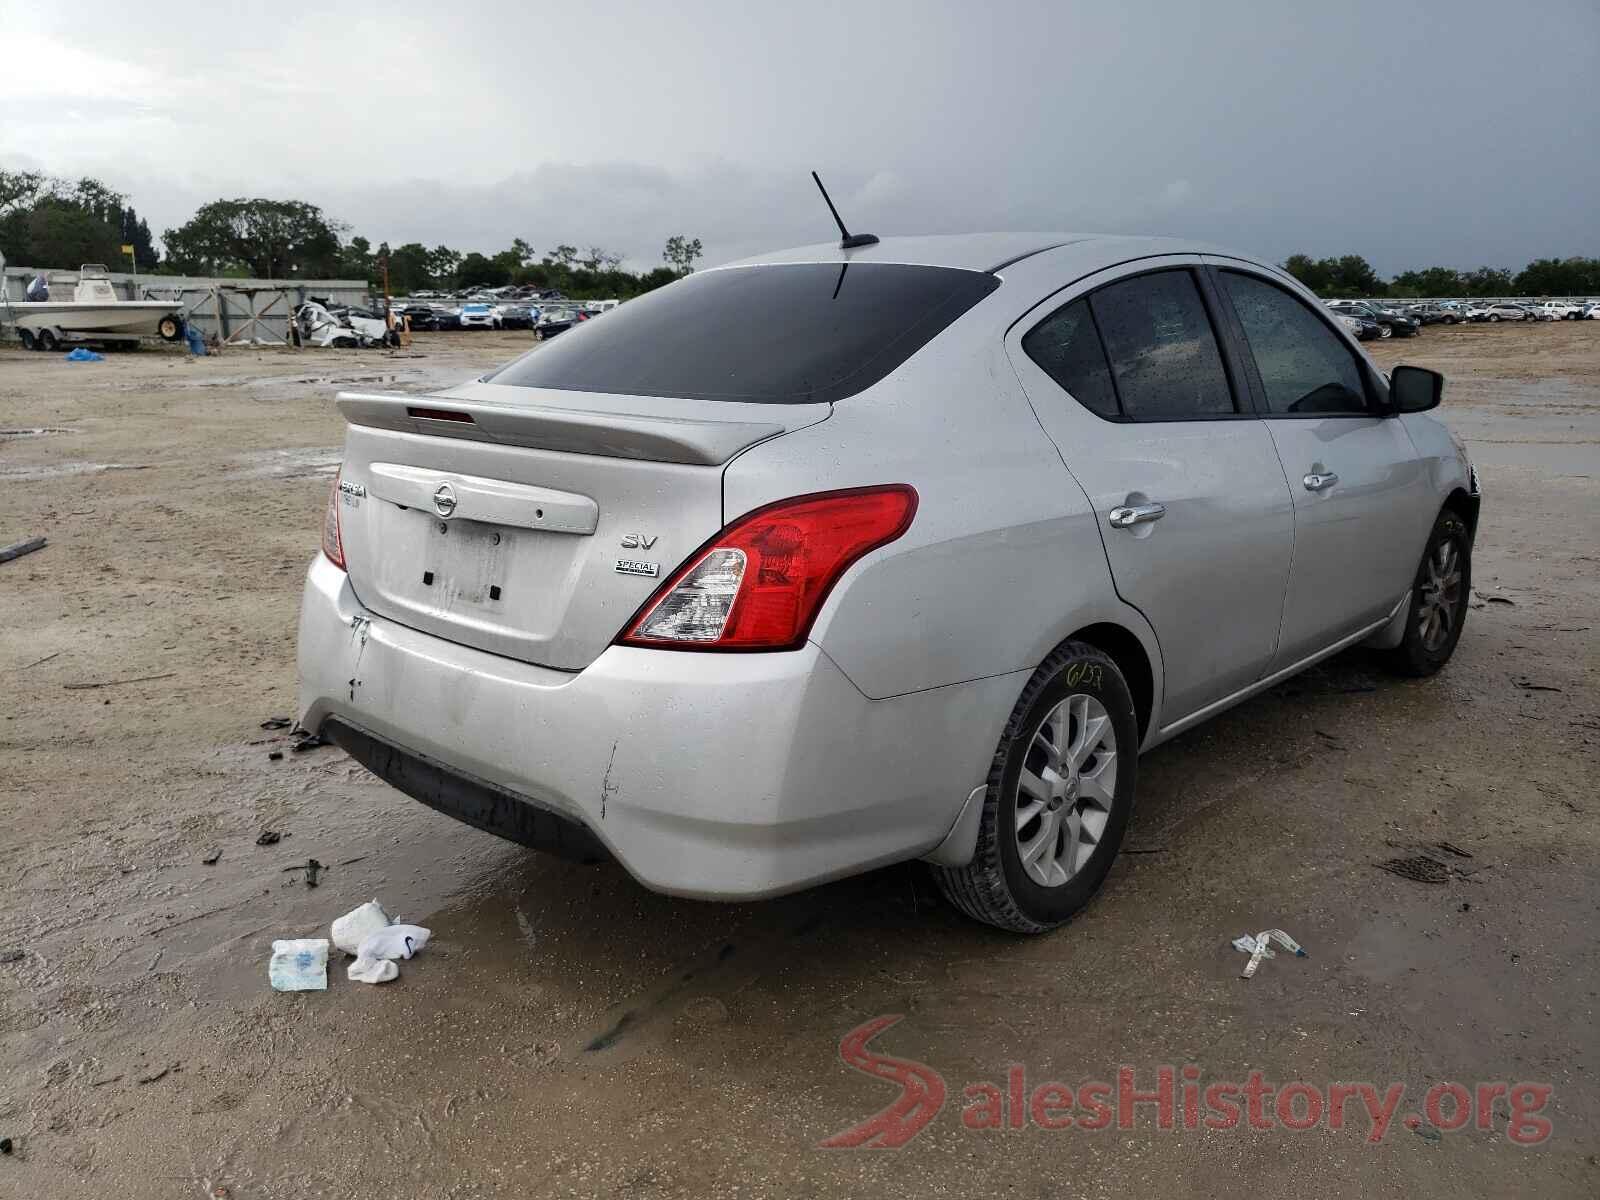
812;171;879;249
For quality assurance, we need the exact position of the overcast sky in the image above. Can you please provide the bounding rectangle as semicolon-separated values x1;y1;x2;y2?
3;0;1595;275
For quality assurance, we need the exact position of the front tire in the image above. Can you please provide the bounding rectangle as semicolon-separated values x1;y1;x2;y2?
1383;509;1470;677
932;642;1138;933
1378;323;1393;338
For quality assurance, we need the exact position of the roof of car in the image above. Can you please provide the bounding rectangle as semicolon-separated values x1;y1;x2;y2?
720;232;1234;275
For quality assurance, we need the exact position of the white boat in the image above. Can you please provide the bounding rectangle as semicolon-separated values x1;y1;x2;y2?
2;263;185;349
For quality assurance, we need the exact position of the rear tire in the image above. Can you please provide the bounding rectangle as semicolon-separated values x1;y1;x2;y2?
1383;509;1470;677
38;329;59;351
932;642;1138;933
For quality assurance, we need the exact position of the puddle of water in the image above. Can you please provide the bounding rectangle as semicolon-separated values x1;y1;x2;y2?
0;461;149;481
0;426;76;441
225;447;343;479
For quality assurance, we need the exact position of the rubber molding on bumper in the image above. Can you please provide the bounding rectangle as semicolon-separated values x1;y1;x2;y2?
322;718;610;864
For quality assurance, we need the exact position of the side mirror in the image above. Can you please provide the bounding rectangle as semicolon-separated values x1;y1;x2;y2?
1390;364;1443;414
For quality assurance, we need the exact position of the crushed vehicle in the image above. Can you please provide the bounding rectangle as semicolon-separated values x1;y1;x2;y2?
294;301;397;348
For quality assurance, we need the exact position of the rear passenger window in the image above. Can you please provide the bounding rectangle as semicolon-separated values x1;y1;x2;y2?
1021;299;1119;418
1220;272;1370;415
1089;271;1236;420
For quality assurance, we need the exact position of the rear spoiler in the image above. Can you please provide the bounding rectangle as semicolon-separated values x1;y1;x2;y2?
335;387;827;467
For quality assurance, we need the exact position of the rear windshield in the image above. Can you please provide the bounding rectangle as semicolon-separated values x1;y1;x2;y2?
487;262;999;404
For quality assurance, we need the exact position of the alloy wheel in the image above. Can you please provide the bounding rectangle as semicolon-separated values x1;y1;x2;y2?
1014;694;1118;888
1417;537;1463;652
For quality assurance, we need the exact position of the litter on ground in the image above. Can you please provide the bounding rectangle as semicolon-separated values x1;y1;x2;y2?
64;347;105;362
349;924;431;986
269;938;329;991
331;899;391;955
1232;928;1307;979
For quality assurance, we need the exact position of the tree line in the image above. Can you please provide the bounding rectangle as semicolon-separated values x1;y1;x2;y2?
1282;253;1600;299
6;168;1594;300
1;170;703;300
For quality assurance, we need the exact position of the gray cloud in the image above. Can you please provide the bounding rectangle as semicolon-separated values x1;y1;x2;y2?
3;0;1595;274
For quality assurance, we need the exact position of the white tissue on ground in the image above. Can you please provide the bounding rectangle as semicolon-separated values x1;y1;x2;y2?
269;938;330;991
347;924;432;986
331;899;391;956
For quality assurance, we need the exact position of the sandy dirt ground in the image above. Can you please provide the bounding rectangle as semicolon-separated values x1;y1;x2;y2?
1;322;1596;1198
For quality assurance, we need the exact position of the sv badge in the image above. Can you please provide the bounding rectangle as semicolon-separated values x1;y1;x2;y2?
620;533;658;550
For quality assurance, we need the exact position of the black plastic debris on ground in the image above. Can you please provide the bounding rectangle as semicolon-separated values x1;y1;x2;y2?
291;733;327;753
260;716;292;730
255;830;282;846
1378;856;1451;884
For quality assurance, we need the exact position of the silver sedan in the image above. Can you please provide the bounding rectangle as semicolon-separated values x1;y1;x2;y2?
297;233;1479;932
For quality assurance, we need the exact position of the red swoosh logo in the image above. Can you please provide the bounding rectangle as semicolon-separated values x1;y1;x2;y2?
819;1015;947;1148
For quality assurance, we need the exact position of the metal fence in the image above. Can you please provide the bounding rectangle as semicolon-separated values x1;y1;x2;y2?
1;265;369;345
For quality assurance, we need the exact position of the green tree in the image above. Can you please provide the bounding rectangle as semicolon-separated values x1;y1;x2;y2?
544;243;579;269
385;242;434;293
663;235;703;276
341;235;375;281
458;251;509;287
162;198;346;278
1281;253;1382;297
427;245;462;287
1461;267;1514;297
119;206;159;270
1389;266;1465;298
0;172;127;268
1513;256;1600;296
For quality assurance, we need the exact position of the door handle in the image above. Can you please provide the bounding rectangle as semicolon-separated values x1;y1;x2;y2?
1108;503;1167;529
1303;471;1339;492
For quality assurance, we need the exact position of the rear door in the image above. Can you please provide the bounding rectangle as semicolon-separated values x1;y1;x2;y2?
1006;260;1295;723
1206;262;1432;665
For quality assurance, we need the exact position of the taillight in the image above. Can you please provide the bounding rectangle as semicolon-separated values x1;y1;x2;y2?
322;470;346;570
619;485;917;651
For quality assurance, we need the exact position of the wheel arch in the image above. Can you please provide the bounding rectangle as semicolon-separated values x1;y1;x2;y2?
1442;486;1480;544
1059;621;1156;744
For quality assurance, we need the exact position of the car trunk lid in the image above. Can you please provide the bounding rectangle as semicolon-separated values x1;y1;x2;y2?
333;383;829;670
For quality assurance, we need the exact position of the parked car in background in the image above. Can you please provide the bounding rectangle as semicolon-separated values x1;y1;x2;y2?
534;306;585;339
457;303;502;330
1436;302;1469;324
497;304;537;330
1327;301;1419;338
1479;303;1531;322
1336;313;1382;341
299;233;1479;932
1403;303;1453;325
1585;302;1600;319
1534;300;1585;320
1464;303;1494;322
396;303;443;330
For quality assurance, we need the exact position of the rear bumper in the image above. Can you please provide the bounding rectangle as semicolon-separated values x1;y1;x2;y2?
296;555;1020;899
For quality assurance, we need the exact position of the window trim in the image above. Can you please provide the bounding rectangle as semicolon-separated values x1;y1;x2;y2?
1204;264;1385;420
1020;264;1252;425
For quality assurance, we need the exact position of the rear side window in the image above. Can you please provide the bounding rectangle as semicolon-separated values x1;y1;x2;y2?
488;262;999;404
1021;299;1119;418
1090;270;1236;420
1220;272;1370;415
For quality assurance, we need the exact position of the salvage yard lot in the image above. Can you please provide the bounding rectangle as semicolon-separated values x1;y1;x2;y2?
2;323;1597;1196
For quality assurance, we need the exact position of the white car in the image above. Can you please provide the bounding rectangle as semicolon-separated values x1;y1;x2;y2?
1586;303;1600;320
1535;301;1585;321
456;303;502;330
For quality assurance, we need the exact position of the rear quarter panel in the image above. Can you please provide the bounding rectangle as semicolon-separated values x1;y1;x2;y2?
723;329;1156;702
